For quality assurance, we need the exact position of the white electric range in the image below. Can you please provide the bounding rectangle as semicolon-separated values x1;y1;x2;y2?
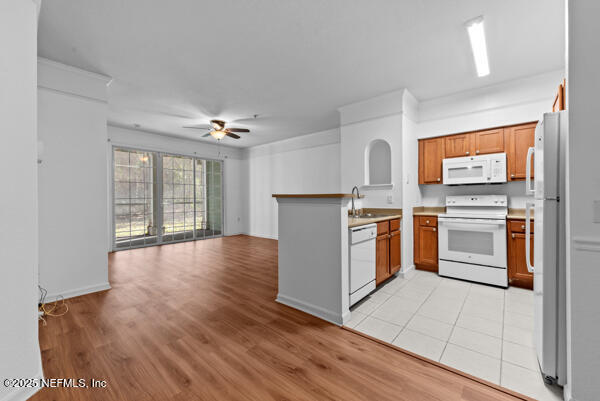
437;195;508;287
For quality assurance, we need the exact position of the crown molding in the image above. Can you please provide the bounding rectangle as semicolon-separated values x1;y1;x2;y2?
37;57;112;85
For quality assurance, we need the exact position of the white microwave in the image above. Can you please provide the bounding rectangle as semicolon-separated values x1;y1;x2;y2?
442;153;507;185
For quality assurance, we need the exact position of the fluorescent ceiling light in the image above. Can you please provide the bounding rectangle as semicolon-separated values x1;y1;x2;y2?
465;16;490;77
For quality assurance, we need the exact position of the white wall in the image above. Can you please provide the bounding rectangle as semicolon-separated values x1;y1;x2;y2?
108;125;246;238
0;0;43;400
414;70;564;208
37;58;112;301
401;90;421;272
417;69;564;139
244;128;341;239
565;1;600;400
340;91;404;210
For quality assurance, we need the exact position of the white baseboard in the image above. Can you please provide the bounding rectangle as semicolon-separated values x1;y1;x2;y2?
245;232;278;240
0;370;43;401
276;294;343;326
44;282;111;303
398;264;415;278
224;232;245;237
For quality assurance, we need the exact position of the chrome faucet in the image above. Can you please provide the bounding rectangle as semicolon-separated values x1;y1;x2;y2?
351;186;360;217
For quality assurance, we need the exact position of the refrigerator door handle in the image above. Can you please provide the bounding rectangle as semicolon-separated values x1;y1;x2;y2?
525;200;534;273
526;147;535;195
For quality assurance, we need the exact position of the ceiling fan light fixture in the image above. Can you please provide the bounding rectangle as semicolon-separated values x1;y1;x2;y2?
210;130;227;140
211;119;225;131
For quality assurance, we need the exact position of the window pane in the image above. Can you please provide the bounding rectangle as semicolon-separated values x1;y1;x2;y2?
130;166;144;182
114;150;130;166
115;182;130;199
173;157;183;170
114;166;129;182
113;148;157;249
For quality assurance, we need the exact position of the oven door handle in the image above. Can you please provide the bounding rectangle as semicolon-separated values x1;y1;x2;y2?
439;219;506;226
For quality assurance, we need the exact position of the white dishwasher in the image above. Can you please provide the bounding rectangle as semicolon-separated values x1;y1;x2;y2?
349;224;377;306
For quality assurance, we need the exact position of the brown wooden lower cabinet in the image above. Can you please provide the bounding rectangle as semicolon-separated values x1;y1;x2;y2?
414;216;438;272
507;219;534;290
389;230;401;275
376;218;401;285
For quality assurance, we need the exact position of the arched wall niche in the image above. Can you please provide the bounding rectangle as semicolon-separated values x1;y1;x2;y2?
364;139;392;187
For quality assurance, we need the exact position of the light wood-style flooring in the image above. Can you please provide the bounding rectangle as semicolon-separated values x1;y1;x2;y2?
33;235;529;400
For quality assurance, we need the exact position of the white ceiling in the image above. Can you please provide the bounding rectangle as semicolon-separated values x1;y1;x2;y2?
38;0;565;147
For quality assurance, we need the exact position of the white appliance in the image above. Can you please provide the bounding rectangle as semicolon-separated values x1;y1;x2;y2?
443;153;507;185
349;224;377;306
525;111;567;385
438;195;508;287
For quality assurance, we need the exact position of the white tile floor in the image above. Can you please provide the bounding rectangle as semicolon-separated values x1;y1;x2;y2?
348;270;564;401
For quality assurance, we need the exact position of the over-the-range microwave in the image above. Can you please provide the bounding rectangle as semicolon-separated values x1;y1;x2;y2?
442;153;507;185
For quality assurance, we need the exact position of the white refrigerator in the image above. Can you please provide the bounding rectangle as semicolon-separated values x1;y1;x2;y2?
525;111;567;385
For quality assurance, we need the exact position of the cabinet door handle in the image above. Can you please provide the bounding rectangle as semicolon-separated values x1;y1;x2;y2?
521;225;525;230
512;233;516;239
437;177;441;182
465;151;470;155
426;220;430;224
475;150;480;154
511;174;515;178
433;228;437;232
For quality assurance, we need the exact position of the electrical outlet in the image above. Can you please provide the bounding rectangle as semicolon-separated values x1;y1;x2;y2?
387;195;393;204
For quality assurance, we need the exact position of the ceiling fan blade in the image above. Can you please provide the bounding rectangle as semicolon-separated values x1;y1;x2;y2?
226;128;250;133
183;125;211;130
226;133;241;139
202;132;212;137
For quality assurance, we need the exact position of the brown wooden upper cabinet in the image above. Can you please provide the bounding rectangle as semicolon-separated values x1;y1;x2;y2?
418;122;537;184
418;137;444;184
473;128;505;155
445;134;472;158
507;122;536;181
552;78;566;112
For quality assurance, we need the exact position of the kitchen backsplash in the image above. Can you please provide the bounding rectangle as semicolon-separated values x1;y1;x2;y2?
419;181;528;208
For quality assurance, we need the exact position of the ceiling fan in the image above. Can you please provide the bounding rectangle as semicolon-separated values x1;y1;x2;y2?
183;119;250;140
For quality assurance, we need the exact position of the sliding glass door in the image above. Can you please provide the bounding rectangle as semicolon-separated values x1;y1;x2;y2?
196;159;223;238
113;147;223;250
162;154;195;243
113;149;158;249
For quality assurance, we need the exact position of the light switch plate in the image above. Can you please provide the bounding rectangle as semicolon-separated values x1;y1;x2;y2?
594;200;600;223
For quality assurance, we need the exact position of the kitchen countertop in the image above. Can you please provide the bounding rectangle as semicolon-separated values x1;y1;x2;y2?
412;206;446;217
348;208;402;228
507;208;535;220
272;193;363;198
